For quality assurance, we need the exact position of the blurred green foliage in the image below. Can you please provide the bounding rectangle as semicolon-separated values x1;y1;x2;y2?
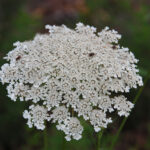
0;0;150;150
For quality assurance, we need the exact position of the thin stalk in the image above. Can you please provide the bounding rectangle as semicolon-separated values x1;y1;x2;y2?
109;71;150;150
44;127;48;150
97;129;104;150
72;108;74;117
62;134;66;150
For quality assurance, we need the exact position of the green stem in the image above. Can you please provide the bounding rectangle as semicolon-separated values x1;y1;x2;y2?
44;127;48;150
72;108;74;117
97;129;104;150
62;134;66;150
109;71;150;150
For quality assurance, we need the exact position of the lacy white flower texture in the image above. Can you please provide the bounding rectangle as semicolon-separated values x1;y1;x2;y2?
0;23;143;141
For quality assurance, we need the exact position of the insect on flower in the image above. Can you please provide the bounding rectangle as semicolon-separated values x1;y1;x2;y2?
16;55;21;61
88;53;96;57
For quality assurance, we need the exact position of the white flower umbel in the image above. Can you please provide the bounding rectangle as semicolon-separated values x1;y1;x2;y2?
23;105;50;130
112;96;134;117
57;117;83;141
90;109;112;132
50;106;70;123
0;22;143;140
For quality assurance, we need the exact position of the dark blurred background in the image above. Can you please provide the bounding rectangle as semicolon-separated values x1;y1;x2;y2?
0;0;150;150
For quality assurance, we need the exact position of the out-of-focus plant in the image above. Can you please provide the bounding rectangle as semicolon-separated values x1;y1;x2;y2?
28;0;88;25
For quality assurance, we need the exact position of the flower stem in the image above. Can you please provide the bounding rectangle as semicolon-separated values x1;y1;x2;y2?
109;71;150;150
97;129;104;150
72;108;74;117
44;127;48;150
62;134;66;150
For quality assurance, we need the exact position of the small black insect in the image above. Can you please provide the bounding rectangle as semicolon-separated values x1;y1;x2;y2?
112;45;117;49
88;53;95;57
16;55;21;61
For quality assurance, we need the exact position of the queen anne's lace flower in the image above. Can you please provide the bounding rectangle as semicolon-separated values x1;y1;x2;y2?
50;106;70;123
112;96;134;117
0;22;143;140
89;109;112;132
97;95;114;113
74;99;92;120
57;117;83;141
23;105;50;130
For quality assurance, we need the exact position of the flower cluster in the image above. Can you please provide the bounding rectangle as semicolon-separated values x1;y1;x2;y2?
0;23;143;141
